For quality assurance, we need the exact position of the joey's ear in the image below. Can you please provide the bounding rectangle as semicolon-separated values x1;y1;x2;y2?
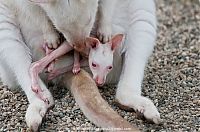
110;34;124;51
86;37;100;49
29;0;53;3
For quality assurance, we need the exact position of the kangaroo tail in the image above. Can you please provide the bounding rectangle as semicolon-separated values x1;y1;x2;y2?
62;69;140;131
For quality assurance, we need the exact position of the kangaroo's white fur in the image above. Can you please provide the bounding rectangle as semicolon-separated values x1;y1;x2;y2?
4;0;60;49
0;0;160;130
37;0;99;51
97;0;117;43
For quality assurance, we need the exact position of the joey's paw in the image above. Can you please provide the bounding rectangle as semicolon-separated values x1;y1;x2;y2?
97;23;112;43
72;64;80;74
116;95;161;124
25;100;47;132
44;32;60;49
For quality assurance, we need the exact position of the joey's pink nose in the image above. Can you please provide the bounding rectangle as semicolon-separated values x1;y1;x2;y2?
95;77;105;86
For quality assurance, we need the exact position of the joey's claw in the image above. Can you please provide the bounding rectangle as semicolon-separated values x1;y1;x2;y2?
72;69;80;74
72;65;80;74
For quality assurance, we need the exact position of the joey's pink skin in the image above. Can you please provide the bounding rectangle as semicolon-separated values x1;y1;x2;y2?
72;51;81;74
43;44;55;73
43;43;81;74
29;41;73;103
30;41;82;103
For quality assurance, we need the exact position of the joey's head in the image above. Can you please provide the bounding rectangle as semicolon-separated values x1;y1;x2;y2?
30;0;99;53
86;34;124;86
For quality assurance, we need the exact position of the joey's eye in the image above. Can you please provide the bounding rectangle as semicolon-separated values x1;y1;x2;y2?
92;63;97;67
108;66;113;70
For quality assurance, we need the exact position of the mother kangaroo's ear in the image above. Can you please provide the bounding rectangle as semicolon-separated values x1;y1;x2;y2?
29;0;55;3
110;34;124;51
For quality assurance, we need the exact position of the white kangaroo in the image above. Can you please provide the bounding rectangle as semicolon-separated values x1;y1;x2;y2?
46;34;124;86
0;0;160;131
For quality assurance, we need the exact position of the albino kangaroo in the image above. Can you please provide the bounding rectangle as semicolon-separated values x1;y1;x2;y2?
0;0;160;131
47;34;124;86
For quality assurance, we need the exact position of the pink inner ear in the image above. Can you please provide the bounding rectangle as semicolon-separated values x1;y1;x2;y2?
86;37;100;49
111;34;124;51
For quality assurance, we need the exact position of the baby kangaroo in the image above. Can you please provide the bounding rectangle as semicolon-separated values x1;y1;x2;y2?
48;34;124;86
29;34;123;101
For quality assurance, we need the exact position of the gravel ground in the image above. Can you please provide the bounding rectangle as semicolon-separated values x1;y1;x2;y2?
0;0;200;131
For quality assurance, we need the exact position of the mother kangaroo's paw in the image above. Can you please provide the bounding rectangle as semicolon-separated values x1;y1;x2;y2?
25;99;48;132
44;31;60;49
133;96;161;124
116;94;161;124
97;23;112;43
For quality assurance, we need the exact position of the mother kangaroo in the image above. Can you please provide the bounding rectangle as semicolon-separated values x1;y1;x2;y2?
0;0;160;131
